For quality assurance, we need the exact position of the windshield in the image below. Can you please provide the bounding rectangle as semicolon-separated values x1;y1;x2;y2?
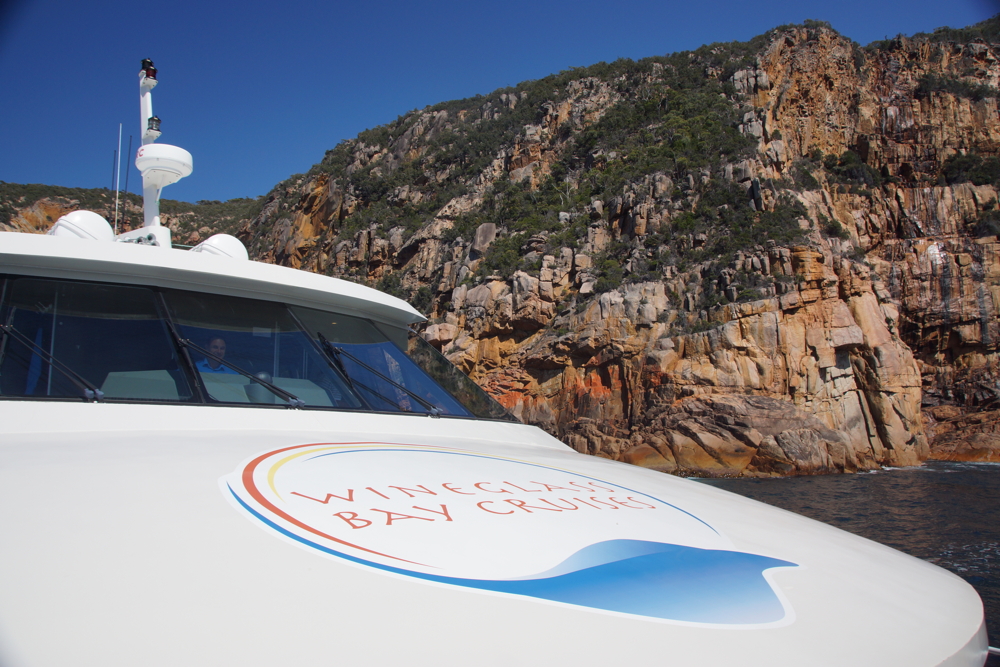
0;277;193;401
291;306;472;417
163;289;363;409
0;274;515;421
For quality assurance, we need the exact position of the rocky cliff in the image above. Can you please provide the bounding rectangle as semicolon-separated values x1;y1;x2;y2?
233;19;1000;475
9;18;1000;475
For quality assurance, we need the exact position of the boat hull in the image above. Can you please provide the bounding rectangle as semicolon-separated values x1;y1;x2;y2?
0;402;987;666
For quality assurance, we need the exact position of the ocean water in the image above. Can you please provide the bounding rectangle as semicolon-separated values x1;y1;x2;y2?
704;461;1000;661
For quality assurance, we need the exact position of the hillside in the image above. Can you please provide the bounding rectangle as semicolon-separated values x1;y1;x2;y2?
7;16;1000;476
0;182;257;245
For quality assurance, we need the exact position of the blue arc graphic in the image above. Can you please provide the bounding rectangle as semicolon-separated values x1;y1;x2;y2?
230;486;797;624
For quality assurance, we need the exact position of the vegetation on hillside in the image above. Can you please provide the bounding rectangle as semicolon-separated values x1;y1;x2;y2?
911;14;1000;45
942;153;1000;187
0;182;136;227
0;181;258;239
248;15;1000;313
159;197;259;239
915;72;999;102
243;24;841;312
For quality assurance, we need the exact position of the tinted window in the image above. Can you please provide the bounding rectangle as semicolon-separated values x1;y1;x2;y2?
0;274;515;421
0;278;193;401
291;306;473;417
399;331;515;421
163;290;361;409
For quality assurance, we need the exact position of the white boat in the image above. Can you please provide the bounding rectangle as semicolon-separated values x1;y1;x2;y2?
0;61;991;667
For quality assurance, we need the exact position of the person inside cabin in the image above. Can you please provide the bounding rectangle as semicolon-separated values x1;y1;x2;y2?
196;336;237;374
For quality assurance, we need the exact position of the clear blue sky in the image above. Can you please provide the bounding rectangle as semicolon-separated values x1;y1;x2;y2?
1;0;997;203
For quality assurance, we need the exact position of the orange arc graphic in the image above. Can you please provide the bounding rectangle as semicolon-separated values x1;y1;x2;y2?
241;442;432;568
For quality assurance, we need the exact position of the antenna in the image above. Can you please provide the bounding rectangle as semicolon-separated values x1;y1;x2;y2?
122;134;133;229
124;58;192;247
114;123;122;234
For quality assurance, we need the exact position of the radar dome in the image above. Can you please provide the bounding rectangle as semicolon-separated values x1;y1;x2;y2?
189;234;249;260
135;144;193;189
48;211;115;241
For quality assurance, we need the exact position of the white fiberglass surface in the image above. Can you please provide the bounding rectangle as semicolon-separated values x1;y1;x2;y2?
0;402;988;667
0;235;986;665
0;232;423;326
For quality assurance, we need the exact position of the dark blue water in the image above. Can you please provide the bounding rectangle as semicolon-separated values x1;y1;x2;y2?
704;461;1000;661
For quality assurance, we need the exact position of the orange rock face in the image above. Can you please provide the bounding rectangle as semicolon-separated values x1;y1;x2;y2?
228;25;1000;475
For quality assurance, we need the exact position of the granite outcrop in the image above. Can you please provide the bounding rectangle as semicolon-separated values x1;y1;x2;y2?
231;23;1000;474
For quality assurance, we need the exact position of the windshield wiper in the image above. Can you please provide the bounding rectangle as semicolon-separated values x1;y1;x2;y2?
0;323;104;402
316;332;358;391
315;332;419;413
315;333;441;417
178;338;305;408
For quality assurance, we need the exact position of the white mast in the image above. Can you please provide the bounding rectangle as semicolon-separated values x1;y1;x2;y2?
122;59;192;247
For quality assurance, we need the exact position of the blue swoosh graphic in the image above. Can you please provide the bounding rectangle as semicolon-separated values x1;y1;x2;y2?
229;486;797;624
515;538;688;578
460;539;796;624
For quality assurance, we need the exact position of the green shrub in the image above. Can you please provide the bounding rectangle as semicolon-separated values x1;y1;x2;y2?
735;288;764;302
792;161;820;190
974;201;1000;237
375;271;406;299
411;286;435;314
942;153;1000;187
915;73;999;102
823;151;883;187
820;214;851;239
477;233;524;278
689;319;717;334
594;257;624;293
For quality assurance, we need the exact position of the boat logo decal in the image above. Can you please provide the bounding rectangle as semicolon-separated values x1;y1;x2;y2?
222;442;798;626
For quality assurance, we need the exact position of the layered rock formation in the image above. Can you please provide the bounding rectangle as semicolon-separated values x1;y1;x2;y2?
439;243;929;474
230;21;1000;474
